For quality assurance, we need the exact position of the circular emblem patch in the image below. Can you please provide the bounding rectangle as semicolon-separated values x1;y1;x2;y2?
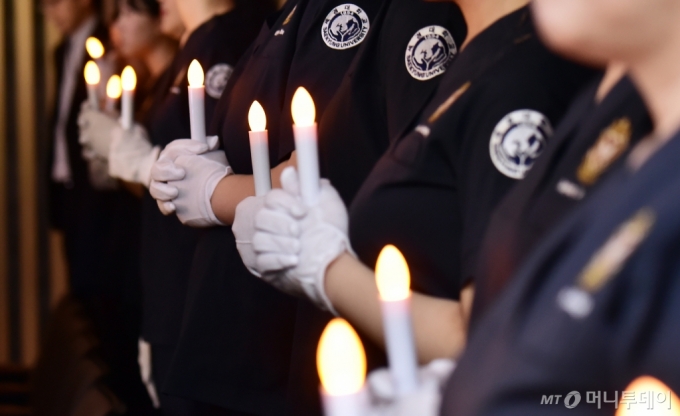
321;4;370;50
405;26;457;81
205;64;234;99
489;110;552;179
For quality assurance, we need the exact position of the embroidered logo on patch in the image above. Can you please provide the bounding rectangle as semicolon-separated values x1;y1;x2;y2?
405;26;457;81
321;4;370;50
577;118;632;186
489;110;552;179
205;64;234;99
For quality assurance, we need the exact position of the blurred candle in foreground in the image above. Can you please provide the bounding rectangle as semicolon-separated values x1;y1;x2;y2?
248;101;271;196
106;75;122;113
291;87;320;205
615;376;680;415
317;318;367;416
85;37;105;60
188;60;206;143
84;60;101;108
376;245;419;395
121;66;137;130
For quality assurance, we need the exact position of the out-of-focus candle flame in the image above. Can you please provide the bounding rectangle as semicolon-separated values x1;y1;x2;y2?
249;101;267;132
86;37;104;59
121;66;137;91
615;376;680;415
291;87;316;127
317;318;366;396
106;75;122;99
188;60;205;87
84;61;101;85
375;245;411;302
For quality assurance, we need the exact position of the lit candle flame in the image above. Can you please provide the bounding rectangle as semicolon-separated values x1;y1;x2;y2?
188;60;205;88
615;377;680;415
106;75;122;99
84;61;101;85
86;37;104;59
249;101;267;132
375;245;411;302
121;66;137;91
291;87;316;127
317;318;366;396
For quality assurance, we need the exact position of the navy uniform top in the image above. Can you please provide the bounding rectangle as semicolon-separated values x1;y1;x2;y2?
441;132;680;416
471;76;651;322
140;8;263;347
349;7;598;301
282;1;467;414
162;1;382;414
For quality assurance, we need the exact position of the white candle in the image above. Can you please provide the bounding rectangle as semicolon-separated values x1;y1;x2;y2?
375;245;419;395
291;87;321;205
248;101;272;196
317;318;367;416
121;66;137;131
188;60;206;143
84;60;101;109
106;75;122;113
86;37;104;60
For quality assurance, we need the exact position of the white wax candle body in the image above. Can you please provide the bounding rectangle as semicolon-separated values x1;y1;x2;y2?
321;388;367;416
106;98;117;113
293;123;320;205
188;86;206;143
121;89;134;130
249;130;272;196
381;297;419;395
87;84;99;109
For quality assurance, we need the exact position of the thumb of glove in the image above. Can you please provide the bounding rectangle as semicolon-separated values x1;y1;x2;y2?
280;166;302;197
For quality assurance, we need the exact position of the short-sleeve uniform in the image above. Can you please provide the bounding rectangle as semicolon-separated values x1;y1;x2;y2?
441;131;680;416
349;7;598;302
471;76;651;322
162;1;382;414
282;1;467;414
139;7;263;371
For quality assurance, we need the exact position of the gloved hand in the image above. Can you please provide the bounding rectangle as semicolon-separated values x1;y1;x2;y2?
78;101;119;160
366;359;456;416
149;136;232;227
233;195;267;277
87;156;118;190
109;123;160;187
251;167;351;314
137;339;160;408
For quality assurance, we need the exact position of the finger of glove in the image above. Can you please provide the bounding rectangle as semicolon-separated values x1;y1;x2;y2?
255;209;301;236
252;232;301;255
151;159;185;182
280;166;302;197
161;139;209;161
367;369;396;401
206;135;220;151
256;253;299;273
264;189;306;218
157;200;176;216
149;180;179;201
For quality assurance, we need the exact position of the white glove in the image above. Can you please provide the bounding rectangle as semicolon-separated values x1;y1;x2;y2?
137;339;160;409
366;359;456;416
233;195;267;277
252;167;351;314
109;123;160;187
149;136;232;227
78;102;119;160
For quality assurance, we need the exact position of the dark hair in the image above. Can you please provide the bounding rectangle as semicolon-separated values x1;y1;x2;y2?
122;0;160;17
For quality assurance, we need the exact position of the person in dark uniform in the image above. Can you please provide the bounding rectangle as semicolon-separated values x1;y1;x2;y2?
146;1;383;414
470;66;652;323
239;0;597;365
435;0;680;413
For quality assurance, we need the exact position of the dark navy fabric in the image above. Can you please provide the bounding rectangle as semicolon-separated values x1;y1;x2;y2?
471;76;651;322
442;131;680;416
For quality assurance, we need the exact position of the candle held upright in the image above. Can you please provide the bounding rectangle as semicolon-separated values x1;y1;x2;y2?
291;87;320;205
317;318;367;416
188;60;207;143
84;60;101;109
106;75;122;113
248;101;272;196
121;66;137;130
375;245;419;395
85;37;105;60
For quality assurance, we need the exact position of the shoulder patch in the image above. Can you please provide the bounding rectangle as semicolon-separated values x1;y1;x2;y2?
205;64;234;99
577;118;632;186
489;110;552;179
321;4;370;50
405;26;457;81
